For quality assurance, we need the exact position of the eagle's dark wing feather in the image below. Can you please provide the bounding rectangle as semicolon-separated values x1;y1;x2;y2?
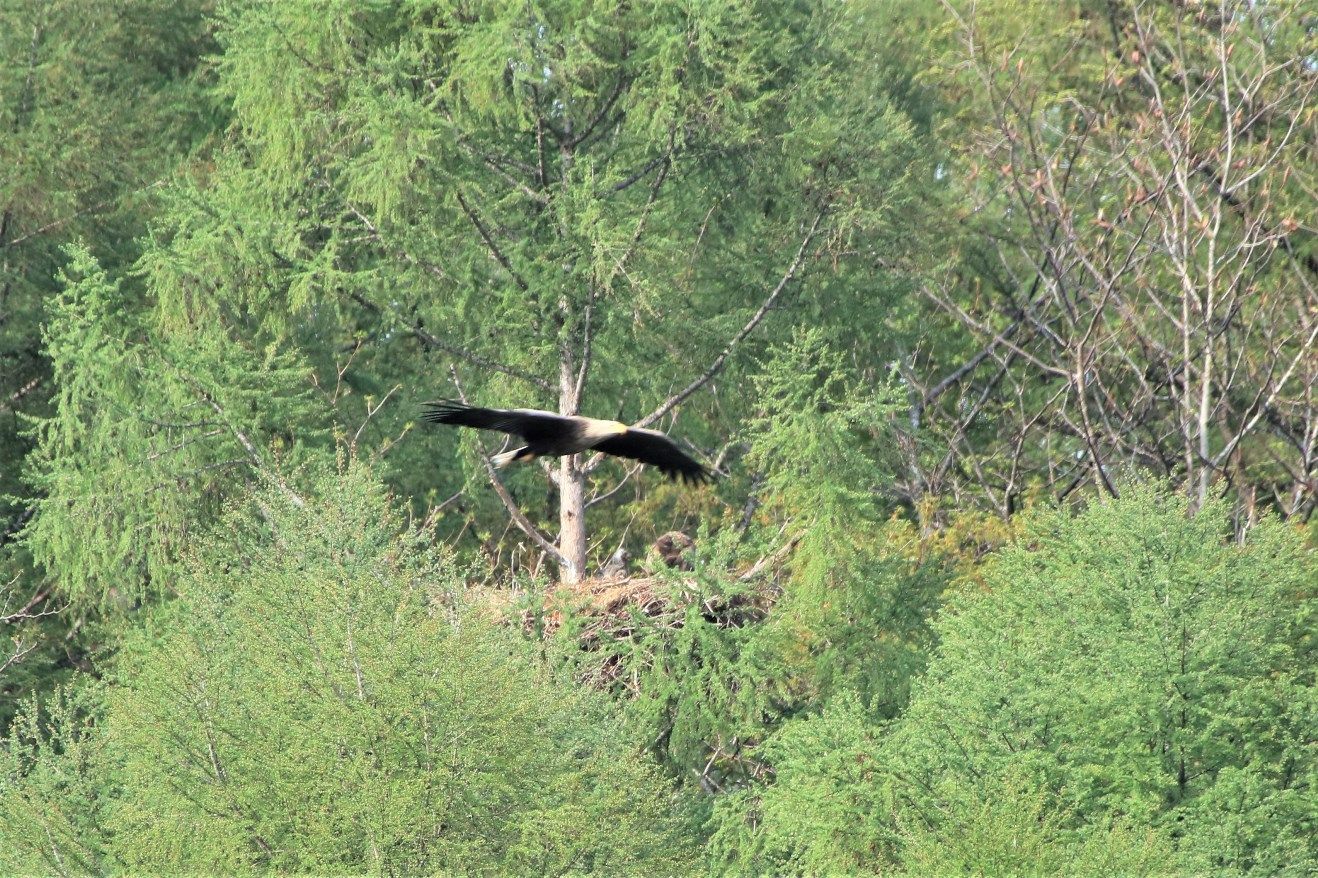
421;400;569;442
591;428;710;483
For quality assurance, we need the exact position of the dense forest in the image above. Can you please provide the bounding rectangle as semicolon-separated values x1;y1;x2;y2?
1;1;1314;875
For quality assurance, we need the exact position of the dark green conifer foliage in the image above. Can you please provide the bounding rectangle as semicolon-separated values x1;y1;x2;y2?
705;692;896;876
4;3;1313;874
1;0;218;716
741;331;946;716
892;769;1181;878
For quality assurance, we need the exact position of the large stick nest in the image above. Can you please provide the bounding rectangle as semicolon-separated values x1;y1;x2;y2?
467;531;792;688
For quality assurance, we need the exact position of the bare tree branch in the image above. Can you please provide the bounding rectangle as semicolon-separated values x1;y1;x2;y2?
585;461;643;510
2;179;167;251
455;190;530;292
567;73;628;150
195;388;306;510
605;153;669;195
0;640;40;677
0;376;41;415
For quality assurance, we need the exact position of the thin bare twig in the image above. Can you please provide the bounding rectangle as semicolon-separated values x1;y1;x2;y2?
585;461;644;510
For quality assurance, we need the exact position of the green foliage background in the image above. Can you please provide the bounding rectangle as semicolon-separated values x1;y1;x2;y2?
0;1;1313;875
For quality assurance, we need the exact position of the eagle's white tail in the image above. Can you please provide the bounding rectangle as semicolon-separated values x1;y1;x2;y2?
491;447;525;468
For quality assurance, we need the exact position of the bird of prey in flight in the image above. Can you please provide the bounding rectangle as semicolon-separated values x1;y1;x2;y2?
422;400;710;484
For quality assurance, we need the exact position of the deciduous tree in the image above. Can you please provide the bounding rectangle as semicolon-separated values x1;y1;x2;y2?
903;0;1316;522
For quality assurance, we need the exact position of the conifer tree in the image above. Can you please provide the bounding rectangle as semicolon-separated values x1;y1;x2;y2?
557;332;949;790
3;465;698;875
1;0;213;522
1;0;216;698
22;246;326;612
887;487;1316;874
708;486;1313;875
149;0;925;581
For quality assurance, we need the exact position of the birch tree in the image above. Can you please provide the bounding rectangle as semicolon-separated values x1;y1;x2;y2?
904;0;1316;523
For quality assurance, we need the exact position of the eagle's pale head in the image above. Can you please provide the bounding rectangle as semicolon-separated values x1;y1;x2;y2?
580;418;629;441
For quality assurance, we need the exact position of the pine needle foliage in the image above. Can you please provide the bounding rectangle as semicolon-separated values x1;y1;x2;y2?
21;245;327;611
3;464;698;876
742;330;946;716
705;692;896;876
889;485;1316;875
708;486;1312;875
0;686;108;877
553;332;949;792
138;0;930;568
0;0;216;515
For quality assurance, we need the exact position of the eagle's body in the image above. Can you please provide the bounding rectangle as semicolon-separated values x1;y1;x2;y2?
422;401;709;484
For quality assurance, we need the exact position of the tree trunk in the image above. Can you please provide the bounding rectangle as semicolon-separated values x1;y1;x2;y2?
558;454;586;583
557;349;587;583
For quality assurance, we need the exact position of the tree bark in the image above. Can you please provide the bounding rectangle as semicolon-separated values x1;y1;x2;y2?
558;454;587;583
558;350;587;583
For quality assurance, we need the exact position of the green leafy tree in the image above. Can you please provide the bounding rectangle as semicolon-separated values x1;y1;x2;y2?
3;242;326;729
708;486;1312;875
708;695;1179;877
144;0;927;582
708;695;1178;877
2;464;697;875
0;685;107;876
894;768;1178;878
888;485;1316;875
740;331;946;717
706;692;896;876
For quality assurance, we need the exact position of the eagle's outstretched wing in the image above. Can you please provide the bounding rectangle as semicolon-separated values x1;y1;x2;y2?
421;401;568;442
590;428;710;484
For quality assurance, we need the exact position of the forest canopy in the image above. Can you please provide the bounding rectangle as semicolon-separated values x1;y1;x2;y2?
1;1;1313;875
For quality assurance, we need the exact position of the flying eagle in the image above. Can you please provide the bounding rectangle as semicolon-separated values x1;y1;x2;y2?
422;400;710;484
